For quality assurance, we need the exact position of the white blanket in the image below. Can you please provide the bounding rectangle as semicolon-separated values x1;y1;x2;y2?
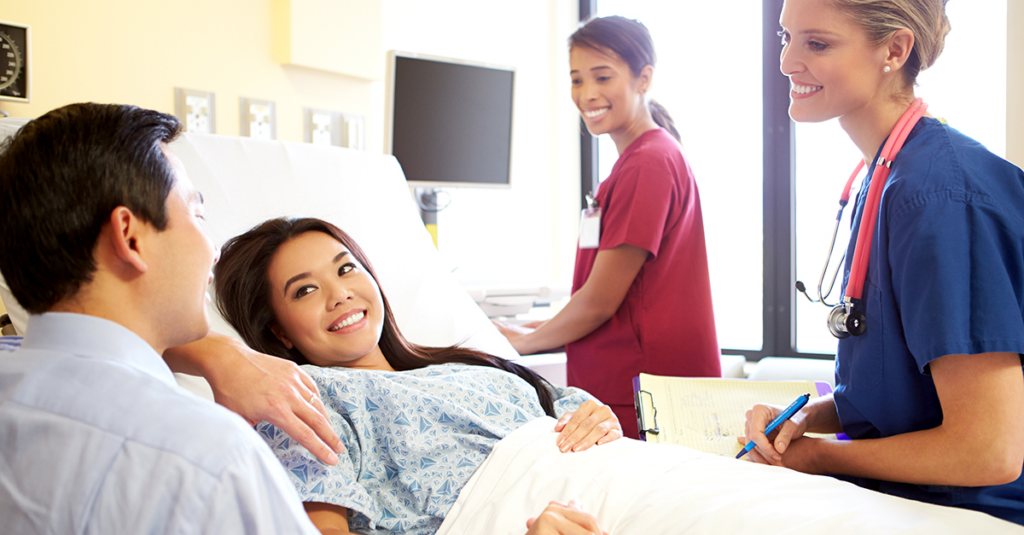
437;418;1022;535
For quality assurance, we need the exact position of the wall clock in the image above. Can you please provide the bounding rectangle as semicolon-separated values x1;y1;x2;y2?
0;21;30;103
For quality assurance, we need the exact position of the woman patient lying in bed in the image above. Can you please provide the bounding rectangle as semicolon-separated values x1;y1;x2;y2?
214;217;620;535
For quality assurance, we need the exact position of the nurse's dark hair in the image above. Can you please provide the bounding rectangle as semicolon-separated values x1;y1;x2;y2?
828;0;950;87
0;102;181;314
569;15;681;143
214;217;557;417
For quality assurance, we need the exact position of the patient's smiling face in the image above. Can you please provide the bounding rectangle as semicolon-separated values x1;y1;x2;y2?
266;231;390;370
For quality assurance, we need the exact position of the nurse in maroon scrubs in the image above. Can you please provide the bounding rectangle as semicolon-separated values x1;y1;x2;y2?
496;15;721;439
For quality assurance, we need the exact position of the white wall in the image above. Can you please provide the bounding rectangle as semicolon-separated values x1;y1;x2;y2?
1008;0;1024;168
376;0;581;287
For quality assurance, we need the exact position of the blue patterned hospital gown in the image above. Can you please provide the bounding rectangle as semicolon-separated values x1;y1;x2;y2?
256;363;595;534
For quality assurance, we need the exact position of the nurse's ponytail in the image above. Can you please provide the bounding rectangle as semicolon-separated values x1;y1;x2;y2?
570;15;682;144
649;100;680;144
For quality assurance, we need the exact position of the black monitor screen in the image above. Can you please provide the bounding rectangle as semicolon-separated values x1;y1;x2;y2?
390;55;514;186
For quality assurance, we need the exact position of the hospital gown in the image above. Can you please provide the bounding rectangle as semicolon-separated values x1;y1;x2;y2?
257;363;595;534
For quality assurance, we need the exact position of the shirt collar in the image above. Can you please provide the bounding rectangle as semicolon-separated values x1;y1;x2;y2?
20;312;177;387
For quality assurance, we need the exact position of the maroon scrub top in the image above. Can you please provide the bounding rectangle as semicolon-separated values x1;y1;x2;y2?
567;128;721;437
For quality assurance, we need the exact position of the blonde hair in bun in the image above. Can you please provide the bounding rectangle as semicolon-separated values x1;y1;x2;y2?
829;0;951;87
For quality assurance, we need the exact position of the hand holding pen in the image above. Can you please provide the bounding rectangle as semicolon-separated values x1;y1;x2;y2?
736;393;811;461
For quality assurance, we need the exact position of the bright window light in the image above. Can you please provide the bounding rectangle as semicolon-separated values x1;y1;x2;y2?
595;2;765;351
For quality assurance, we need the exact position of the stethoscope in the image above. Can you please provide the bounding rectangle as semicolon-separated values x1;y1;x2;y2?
796;98;928;339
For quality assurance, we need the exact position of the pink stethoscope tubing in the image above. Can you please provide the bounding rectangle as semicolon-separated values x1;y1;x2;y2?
844;98;928;303
817;98;928;339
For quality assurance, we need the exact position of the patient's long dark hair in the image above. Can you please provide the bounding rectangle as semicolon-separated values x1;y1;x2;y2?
214;217;556;417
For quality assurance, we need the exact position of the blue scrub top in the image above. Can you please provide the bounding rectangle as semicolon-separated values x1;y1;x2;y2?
834;118;1024;524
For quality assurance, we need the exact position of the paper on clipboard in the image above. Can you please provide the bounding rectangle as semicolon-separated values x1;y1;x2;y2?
635;374;836;457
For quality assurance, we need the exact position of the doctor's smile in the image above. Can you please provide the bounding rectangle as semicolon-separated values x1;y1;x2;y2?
790;82;823;98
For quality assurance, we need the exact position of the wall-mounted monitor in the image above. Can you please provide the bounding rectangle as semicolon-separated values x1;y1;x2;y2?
384;51;514;188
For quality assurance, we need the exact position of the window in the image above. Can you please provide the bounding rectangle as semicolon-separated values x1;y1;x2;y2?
593;1;765;351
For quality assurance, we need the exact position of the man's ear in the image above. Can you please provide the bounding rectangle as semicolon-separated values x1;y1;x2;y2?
270;323;295;350
106;206;149;274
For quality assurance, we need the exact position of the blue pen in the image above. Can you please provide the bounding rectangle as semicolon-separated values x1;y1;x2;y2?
735;393;811;460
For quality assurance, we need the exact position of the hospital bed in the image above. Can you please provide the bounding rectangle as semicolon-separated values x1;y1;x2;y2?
0;117;1019;533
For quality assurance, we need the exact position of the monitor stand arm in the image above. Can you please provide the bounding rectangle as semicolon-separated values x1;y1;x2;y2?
414;187;441;248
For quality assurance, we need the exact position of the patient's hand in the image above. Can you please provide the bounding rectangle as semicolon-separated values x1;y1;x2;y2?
526;500;608;535
166;333;344;465
555;400;622;453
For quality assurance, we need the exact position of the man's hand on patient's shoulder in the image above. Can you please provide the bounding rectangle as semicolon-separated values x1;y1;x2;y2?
164;333;344;465
526;500;608;535
555;400;622;453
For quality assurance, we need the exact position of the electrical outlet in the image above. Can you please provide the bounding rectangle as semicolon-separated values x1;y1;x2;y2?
304;108;335;146
340;113;365;150
240;97;276;140
174;88;215;134
303;109;364;150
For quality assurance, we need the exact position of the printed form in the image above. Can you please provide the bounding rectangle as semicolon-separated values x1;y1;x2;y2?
637;375;835;456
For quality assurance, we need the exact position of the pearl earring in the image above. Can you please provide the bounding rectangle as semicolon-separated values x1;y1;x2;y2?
884;66;892;73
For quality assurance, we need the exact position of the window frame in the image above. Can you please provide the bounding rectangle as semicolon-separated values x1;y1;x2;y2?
579;0;600;210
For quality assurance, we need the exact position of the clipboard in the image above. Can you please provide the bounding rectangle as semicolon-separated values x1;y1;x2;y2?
633;374;843;456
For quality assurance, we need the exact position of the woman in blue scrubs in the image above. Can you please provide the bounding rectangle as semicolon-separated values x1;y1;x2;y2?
743;0;1024;525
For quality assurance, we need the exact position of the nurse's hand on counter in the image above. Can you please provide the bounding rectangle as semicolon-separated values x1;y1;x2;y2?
493;320;539;354
555;400;623;452
738;401;809;466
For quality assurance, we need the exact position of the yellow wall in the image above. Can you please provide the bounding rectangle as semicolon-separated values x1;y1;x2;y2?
0;0;583;320
0;0;382;322
0;0;375;142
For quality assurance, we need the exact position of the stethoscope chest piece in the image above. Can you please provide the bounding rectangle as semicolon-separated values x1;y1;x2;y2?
827;302;867;339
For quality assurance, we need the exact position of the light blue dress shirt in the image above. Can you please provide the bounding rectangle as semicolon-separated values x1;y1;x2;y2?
0;313;319;534
258;363;595;534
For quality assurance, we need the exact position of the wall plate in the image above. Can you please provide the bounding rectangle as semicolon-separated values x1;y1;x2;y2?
0;20;31;103
340;112;365;150
240;97;276;140
304;108;337;146
303;108;365;150
174;88;216;134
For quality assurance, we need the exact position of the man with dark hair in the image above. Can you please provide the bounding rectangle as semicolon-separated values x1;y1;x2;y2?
0;103;319;533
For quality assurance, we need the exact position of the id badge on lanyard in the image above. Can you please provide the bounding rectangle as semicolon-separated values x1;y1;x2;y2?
579;192;600;249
